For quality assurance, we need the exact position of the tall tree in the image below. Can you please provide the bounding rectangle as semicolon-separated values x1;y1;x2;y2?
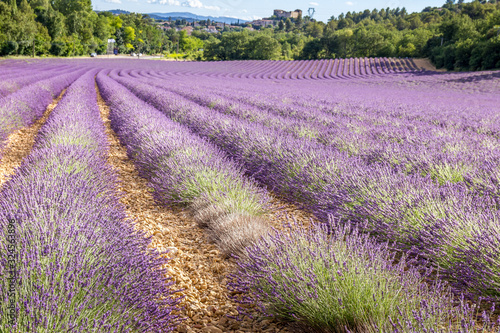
51;0;91;16
295;12;303;29
247;34;281;59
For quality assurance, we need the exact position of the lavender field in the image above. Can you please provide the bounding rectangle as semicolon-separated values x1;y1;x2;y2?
1;58;500;332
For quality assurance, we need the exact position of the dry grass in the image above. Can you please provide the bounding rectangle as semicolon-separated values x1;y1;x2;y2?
209;212;270;258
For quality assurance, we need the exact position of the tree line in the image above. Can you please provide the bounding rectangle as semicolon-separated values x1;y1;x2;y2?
202;0;500;71
0;0;499;71
0;0;170;56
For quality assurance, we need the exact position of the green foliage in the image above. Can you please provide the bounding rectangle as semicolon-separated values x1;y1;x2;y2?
0;0;498;69
233;223;481;332
0;0;170;56
204;1;500;69
179;34;203;53
51;0;91;16
203;31;283;60
1;41;18;55
123;26;135;43
246;34;281;60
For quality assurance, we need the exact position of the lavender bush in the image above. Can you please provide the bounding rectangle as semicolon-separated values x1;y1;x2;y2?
0;64;73;98
1;58;499;330
97;72;271;256
0;68;85;154
229;219;500;332
110;71;500;300
0;71;181;332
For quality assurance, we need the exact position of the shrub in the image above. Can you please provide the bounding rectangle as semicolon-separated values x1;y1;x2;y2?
229;219;499;332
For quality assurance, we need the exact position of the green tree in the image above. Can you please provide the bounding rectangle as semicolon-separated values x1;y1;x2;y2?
94;14;110;41
246;34;281;59
295;12;303;29
278;20;284;31
335;28;354;57
219;31;249;60
12;0;38;55
203;36;222;60
51;0;91;16
108;15;122;35
30;0;49;9
354;27;384;56
123;26;135;43
398;42;416;57
281;41;292;58
34;21;51;54
439;15;478;43
301;38;323;59
34;5;65;40
454;37;475;68
306;21;324;38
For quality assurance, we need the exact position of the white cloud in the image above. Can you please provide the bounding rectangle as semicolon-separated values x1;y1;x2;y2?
148;0;181;5
242;15;261;20
309;2;319;6
180;0;220;10
204;4;221;10
345;1;354;5
182;0;203;7
104;0;122;3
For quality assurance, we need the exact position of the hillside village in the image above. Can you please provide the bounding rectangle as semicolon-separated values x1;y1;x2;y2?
155;9;305;35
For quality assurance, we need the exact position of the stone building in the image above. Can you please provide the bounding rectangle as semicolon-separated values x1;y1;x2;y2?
273;9;302;19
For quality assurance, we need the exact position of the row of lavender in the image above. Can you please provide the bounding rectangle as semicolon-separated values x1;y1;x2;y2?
96;71;271;256
0;63;75;98
128;68;500;203
0;71;180;332
1;58;498;331
123;57;421;80
142;68;500;137
0;67;85;156
125;69;500;191
108;69;500;304
96;71;499;332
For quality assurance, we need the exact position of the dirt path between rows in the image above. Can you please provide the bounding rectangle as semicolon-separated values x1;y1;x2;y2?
96;83;316;333
0;90;65;188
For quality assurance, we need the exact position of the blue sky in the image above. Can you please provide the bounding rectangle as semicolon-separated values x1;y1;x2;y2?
93;0;452;22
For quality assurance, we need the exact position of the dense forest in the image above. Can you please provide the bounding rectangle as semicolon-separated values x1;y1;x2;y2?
202;0;500;71
0;0;169;56
0;0;499;71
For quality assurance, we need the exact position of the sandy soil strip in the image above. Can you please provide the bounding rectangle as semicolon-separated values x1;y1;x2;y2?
0;90;66;188
96;82;318;333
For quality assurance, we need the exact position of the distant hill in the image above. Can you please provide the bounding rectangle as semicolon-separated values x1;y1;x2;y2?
105;9;247;24
107;9;130;15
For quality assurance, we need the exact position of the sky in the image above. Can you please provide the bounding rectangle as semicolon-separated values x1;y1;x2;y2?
92;0;452;22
